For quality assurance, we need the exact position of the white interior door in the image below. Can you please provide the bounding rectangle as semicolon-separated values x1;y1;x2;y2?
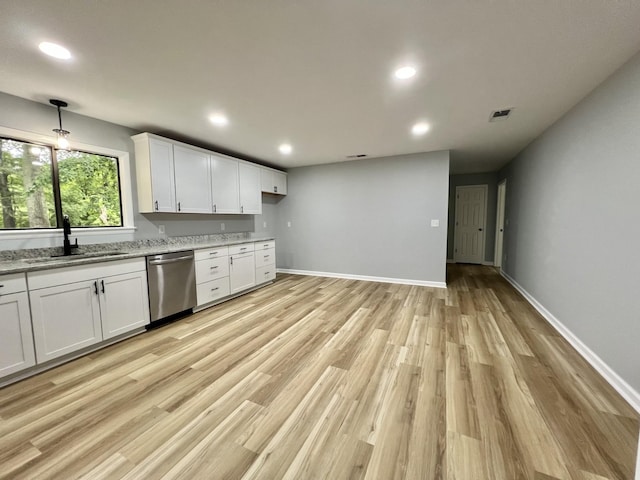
494;180;506;269
454;185;487;264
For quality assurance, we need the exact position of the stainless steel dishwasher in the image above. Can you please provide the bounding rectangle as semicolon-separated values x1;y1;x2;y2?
146;250;196;324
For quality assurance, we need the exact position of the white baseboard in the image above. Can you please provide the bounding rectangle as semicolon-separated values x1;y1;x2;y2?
276;268;447;289
482;261;495;266
500;270;640;414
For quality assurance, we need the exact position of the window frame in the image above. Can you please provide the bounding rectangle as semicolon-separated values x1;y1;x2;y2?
0;125;135;241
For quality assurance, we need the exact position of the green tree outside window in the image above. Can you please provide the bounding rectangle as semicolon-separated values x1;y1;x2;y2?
0;137;122;229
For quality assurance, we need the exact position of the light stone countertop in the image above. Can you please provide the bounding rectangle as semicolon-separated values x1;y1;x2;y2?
0;234;275;275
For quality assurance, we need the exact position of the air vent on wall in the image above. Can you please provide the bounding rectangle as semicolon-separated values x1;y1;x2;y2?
489;108;513;122
346;154;368;158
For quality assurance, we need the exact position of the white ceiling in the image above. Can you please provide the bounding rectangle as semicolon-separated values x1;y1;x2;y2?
1;1;640;174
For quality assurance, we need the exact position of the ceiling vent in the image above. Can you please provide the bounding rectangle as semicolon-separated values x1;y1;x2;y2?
489;108;513;122
346;154;368;158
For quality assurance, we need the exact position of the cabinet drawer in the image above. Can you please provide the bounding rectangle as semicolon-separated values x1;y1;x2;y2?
255;265;276;284
197;277;230;306
255;248;275;268
196;256;229;283
255;240;275;251
195;246;229;261
0;273;27;295
229;243;254;255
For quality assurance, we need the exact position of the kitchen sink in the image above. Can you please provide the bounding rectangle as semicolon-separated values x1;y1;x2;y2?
22;251;127;263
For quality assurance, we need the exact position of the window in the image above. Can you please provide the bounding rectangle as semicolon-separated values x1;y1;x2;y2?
0;136;123;229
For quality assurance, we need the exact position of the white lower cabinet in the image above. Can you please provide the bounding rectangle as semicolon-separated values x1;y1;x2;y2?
100;271;150;340
29;259;150;363
195;246;230;306
29;281;103;363
255;240;276;284
229;243;256;294
0;274;36;377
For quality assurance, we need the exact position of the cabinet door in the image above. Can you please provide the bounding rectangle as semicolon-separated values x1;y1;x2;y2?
0;292;36;377
229;252;256;294
260;168;274;193
149;138;176;212
211;154;240;213
273;171;287;195
30;281;102;363
238;163;262;214
100;271;150;340
174;145;212;214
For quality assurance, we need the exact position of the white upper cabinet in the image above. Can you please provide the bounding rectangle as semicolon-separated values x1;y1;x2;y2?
239;163;262;214
132;134;176;213
211;154;240;214
261;168;287;195
173;145;212;214
273;171;287;195
133;132;275;215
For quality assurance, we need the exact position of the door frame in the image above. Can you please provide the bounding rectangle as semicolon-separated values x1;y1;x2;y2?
453;184;488;264
494;179;507;269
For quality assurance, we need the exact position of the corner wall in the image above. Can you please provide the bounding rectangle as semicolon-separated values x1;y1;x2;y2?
275;151;449;285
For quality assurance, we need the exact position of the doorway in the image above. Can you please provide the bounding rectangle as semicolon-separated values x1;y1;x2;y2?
453;185;487;264
494;179;506;269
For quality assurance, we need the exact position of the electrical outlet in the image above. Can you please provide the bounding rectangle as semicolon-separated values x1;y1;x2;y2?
158;224;165;235
430;219;439;227
263;221;267;228
221;223;225;231
287;221;291;228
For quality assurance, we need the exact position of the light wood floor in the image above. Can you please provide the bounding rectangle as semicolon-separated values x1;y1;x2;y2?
0;265;637;479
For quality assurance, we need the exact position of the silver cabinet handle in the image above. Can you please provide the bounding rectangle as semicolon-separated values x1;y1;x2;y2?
154;200;159;211
210;265;219;269
240;247;247;251
211;287;219;291
178;202;181;212
264;255;269;258
241;205;244;213
213;204;217;213
209;251;218;255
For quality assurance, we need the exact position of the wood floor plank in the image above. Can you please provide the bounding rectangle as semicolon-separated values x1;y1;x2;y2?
0;266;637;480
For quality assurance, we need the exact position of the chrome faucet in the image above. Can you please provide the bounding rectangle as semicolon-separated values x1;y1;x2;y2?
62;215;79;256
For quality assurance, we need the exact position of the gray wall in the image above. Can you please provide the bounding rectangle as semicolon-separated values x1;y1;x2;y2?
275;151;450;284
0;92;270;249
447;173;498;262
499;51;640;394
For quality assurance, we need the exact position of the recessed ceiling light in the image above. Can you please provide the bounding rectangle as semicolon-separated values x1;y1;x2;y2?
279;143;292;155
411;122;430;136
38;42;71;60
209;114;228;126
394;66;416;79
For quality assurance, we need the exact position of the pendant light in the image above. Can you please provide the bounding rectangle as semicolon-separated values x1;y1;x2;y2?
49;99;70;149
